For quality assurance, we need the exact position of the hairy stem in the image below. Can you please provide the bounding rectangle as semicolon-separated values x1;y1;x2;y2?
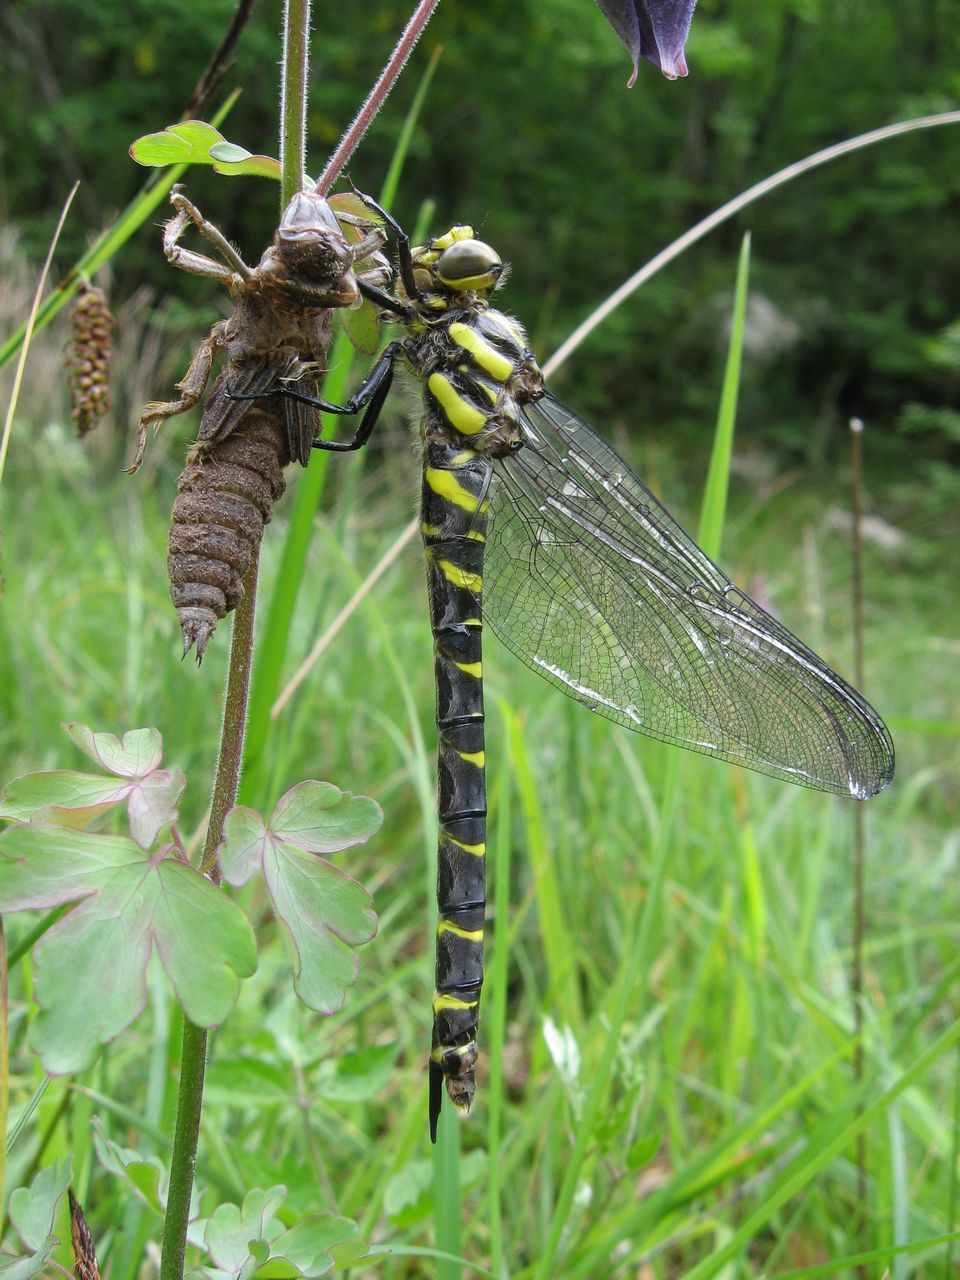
315;0;439;194
280;0;311;205
160;7;305;1267
160;560;259;1279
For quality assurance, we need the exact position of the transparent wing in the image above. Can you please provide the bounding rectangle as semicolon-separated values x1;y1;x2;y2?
480;393;895;797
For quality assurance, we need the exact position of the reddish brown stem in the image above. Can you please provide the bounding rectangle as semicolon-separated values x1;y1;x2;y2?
314;0;439;194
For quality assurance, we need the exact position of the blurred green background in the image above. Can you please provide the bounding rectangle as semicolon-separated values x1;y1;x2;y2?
1;2;959;1277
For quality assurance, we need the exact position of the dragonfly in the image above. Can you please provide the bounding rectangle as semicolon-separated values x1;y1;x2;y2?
232;195;896;1142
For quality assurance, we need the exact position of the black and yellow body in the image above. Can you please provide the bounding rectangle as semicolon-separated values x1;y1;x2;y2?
236;198;895;1144
421;444;490;1129
404;228;545;1138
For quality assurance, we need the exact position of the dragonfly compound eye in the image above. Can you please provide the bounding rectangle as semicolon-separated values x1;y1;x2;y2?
436;239;503;292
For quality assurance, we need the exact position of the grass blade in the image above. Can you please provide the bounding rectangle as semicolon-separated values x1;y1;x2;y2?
697;231;750;559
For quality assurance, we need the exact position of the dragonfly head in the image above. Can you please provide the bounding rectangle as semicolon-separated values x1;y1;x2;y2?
412;226;504;298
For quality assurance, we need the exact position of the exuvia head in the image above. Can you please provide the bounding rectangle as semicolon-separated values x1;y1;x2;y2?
412;225;504;297
276;190;357;291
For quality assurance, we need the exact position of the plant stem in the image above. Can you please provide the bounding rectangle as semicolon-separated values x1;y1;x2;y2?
0;921;8;1236
159;1019;207;1280
161;0;311;1262
315;0;439;194
849;418;868;1272
280;0;311;206
160;559;260;1279
199;558;261;880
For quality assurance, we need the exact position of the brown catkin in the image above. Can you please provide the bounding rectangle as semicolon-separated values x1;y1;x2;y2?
67;283;113;436
168;407;290;658
68;1189;101;1280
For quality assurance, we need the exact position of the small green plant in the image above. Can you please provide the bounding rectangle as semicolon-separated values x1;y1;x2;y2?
0;724;381;1276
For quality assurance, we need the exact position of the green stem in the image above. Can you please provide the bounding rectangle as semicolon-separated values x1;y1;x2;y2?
160;0;309;1264
159;1020;207;1280
160;558;259;1278
280;0;311;205
199;557;260;879
0;920;8;1236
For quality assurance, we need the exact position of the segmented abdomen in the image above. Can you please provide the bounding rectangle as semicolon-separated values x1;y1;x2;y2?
168;405;290;658
421;441;492;1140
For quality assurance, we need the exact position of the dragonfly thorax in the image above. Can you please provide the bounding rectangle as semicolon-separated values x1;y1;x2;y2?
406;306;544;458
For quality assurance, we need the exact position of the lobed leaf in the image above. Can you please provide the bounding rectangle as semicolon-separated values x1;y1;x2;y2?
271;781;382;854
0;826;256;1073
1;722;183;848
219;783;379;1014
130;121;281;179
92;1122;169;1215
1;1161;72;1280
203;1186;286;1279
66;723;162;776
262;1213;364;1278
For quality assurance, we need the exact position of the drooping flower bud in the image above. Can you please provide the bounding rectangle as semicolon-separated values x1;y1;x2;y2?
594;0;697;86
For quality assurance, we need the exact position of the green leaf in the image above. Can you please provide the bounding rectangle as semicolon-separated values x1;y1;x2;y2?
0;1160;72;1280
328;192;384;356
219;783;379;1014
697;231;751;558
327;193;382;224
336;301;381;358
8;1160;72;1249
270;781;382;854
130;121;281;180
0;826;256;1073
66;723;162;775
203;1186;287;1280
314;1043;397;1103
262;1212;363;1278
0;724;183;848
92;1121;168;1215
0;769;184;849
626;1131;662;1171
208;142;282;180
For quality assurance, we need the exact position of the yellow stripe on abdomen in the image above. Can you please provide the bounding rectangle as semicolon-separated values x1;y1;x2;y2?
424;465;487;513
453;659;482;677
437;921;484;941
433;992;478;1013
445;834;486;856
436;559;482;592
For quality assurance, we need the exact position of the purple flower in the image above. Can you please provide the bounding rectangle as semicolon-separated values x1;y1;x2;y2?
595;0;697;85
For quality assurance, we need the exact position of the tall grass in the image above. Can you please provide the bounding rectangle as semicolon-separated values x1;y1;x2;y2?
1;188;958;1280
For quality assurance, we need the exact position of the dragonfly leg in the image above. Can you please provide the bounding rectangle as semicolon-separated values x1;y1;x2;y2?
347;183;419;300
357;278;412;318
226;341;401;452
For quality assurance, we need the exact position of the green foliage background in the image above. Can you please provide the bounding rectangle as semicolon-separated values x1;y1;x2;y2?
1;2;959;1277
3;0;960;458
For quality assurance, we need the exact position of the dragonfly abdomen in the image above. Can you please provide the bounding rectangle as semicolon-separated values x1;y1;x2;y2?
421;441;492;1139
